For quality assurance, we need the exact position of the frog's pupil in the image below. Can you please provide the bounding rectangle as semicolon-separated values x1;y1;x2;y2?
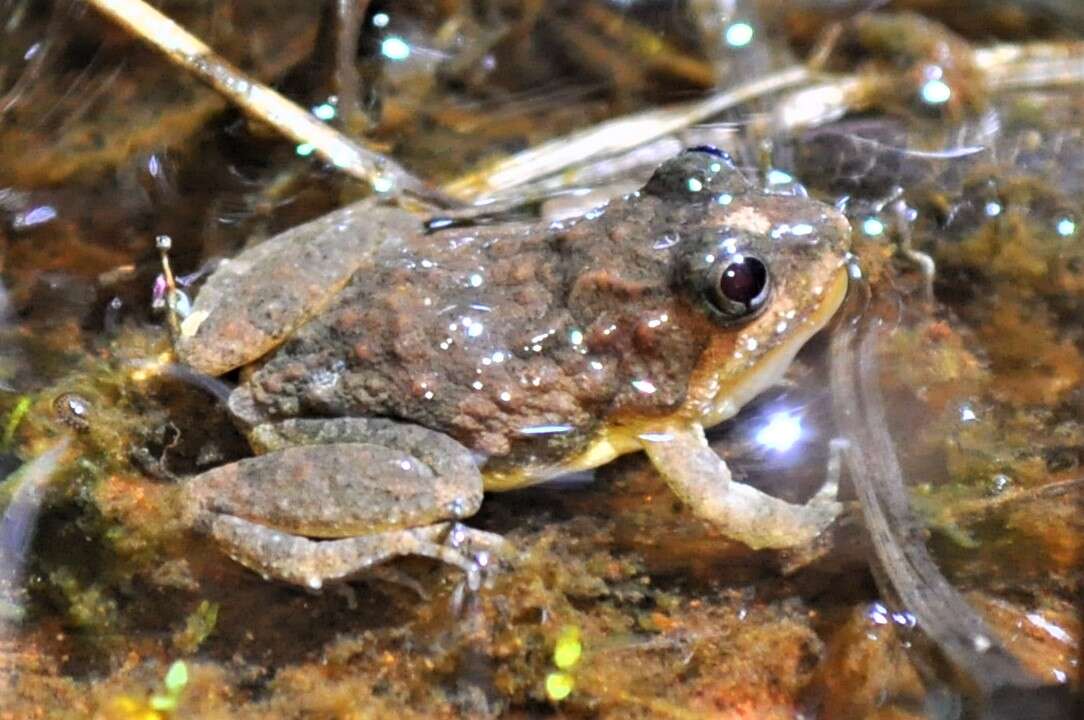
720;257;767;307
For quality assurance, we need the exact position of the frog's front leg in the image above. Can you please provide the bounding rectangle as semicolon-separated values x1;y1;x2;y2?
641;424;841;549
183;418;506;590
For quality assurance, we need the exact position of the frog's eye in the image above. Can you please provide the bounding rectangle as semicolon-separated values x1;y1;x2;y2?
705;254;771;321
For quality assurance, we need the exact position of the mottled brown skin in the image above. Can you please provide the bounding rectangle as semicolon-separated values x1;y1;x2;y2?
235;153;849;475
177;150;851;588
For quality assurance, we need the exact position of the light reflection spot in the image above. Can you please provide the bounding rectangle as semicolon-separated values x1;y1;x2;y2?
381;36;411;61
313;103;336;120
766;169;793;186
921;79;952;105
639;432;673;443
520;424;573;436
17;206;57;228
372;176;395;193
755;412;802;453
862;217;885;236
725;22;754;48
1026;612;1073;643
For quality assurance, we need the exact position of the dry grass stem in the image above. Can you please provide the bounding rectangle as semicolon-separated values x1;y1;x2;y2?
86;0;436;199
443;65;811;201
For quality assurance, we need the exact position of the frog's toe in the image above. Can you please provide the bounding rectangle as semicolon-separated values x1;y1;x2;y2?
448;523;518;592
448;523;513;564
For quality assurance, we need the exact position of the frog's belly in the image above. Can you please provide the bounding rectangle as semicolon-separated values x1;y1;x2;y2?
481;427;642;490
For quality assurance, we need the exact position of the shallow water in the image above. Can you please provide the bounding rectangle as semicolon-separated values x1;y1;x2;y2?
1;1;1081;718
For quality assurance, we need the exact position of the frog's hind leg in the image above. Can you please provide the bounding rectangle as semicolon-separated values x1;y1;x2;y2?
209;516;506;591
641;424;841;550
185;417;510;589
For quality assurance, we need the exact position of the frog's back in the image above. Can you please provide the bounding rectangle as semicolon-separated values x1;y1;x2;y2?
237;198;712;467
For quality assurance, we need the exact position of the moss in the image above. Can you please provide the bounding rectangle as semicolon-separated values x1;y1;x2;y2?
172;600;219;654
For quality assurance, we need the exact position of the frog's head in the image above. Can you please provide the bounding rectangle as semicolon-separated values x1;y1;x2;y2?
655;147;851;425
562;147;850;429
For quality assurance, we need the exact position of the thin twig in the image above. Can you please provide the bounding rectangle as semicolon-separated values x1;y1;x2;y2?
85;0;443;201
334;0;369;133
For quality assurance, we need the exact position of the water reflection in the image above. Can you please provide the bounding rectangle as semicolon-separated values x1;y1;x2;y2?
0;2;1081;717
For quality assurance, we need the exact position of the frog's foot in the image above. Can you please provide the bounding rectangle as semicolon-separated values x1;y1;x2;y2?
642;425;842;550
208;516;505;591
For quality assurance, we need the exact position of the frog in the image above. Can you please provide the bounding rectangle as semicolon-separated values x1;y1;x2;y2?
173;147;851;591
